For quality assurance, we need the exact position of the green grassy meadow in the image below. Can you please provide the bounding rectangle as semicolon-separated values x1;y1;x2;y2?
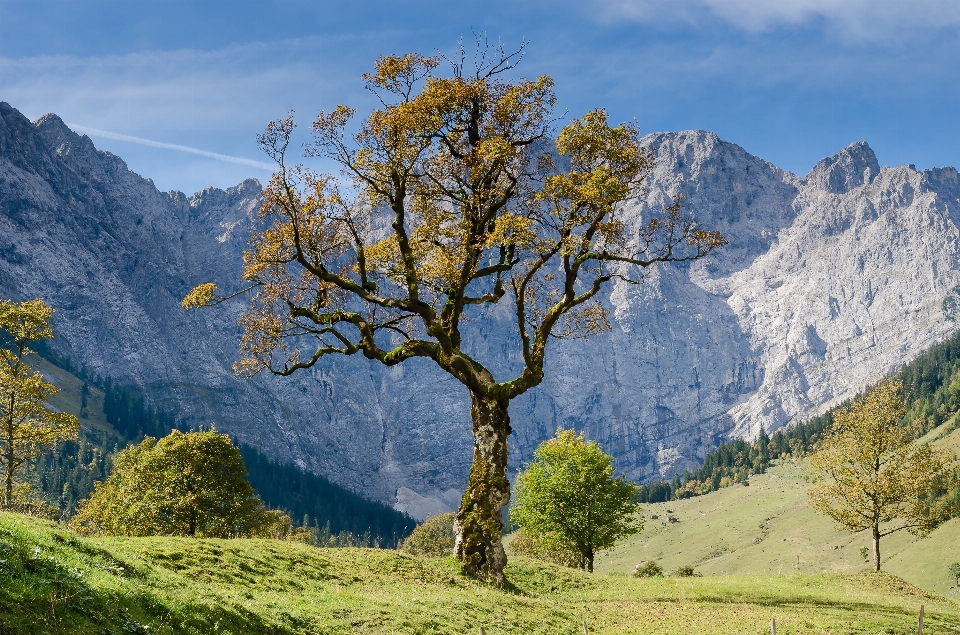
593;425;960;599
7;358;958;633
2;511;958;635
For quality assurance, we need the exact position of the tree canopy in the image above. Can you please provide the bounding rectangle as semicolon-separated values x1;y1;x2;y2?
510;428;640;572
185;41;724;582
399;512;456;557
808;378;954;572
71;429;295;538
0;298;79;510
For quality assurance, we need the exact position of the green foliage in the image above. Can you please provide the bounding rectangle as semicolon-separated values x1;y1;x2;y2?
399;512;455;557
70;429;285;538
631;560;663;577
511;428;640;572
0;298;80;509
859;546;870;562
949;562;960;586
510;527;582;568
672;565;699;577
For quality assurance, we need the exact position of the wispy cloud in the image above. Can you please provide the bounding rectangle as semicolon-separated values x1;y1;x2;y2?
593;0;960;38
67;124;274;171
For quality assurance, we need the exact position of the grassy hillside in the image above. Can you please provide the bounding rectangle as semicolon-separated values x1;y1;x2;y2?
594;424;960;598
2;512;959;635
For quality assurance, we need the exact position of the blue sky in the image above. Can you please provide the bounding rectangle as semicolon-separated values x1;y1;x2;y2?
2;0;959;195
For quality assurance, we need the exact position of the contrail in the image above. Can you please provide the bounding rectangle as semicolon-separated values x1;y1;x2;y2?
66;124;275;171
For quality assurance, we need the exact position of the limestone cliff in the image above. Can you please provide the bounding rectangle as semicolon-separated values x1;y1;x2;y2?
2;103;957;517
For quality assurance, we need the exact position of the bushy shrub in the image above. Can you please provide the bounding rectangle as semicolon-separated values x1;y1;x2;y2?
673;565;699;577
399;512;455;557
70;429;292;538
632;560;663;577
510;528;582;569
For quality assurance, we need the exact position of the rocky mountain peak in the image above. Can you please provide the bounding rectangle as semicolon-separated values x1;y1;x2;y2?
805;140;880;194
1;103;958;519
33;113;84;149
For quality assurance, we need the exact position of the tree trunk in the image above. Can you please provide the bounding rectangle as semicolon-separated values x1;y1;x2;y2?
3;423;12;510
3;449;11;510
454;393;511;584
872;523;881;572
585;546;594;573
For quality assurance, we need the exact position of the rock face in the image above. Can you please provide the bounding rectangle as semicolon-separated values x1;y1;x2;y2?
2;103;958;517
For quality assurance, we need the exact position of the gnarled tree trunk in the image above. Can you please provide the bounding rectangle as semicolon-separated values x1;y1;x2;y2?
454;393;511;584
872;523;881;572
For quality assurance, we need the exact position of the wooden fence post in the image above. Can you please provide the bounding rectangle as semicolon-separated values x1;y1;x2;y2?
771;617;776;635
919;604;924;635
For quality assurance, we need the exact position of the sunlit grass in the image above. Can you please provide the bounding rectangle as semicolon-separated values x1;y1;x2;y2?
595;425;960;598
2;512;958;634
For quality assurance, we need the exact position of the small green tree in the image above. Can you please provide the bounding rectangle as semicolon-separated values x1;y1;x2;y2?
808;378;953;572
0;298;80;509
399;512;455;556
949;562;960;587
510;428;640;572
71;428;288;538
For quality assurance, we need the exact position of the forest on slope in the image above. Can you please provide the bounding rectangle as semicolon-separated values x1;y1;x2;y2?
16;343;415;547
637;326;960;507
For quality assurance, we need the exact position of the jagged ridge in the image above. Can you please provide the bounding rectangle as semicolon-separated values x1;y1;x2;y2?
1;102;958;517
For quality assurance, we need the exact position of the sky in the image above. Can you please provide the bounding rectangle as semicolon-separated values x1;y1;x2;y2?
2;0;959;195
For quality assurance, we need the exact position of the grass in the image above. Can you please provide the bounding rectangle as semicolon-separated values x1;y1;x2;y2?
2;512;959;634
592;425;960;598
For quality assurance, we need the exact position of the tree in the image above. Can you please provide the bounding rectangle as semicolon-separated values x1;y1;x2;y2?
399;512;455;556
0;299;79;509
949;562;960;587
184;43;724;582
509;428;640;572
808;378;953;572
71;428;290;538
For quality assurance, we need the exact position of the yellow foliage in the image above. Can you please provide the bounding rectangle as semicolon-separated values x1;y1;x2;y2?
808;378;954;570
181;283;218;309
0;298;79;509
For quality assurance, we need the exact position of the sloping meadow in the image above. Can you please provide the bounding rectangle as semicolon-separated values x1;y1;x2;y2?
2;513;958;634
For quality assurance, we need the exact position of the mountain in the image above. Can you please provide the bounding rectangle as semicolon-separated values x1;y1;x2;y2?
2;103;958;518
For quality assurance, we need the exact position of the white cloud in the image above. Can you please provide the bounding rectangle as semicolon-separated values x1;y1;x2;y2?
67;124;274;170
594;0;960;38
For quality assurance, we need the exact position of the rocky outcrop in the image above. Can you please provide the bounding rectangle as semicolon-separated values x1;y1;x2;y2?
2;103;958;517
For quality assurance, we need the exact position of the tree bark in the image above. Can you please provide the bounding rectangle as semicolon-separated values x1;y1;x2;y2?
3;418;12;510
3;445;12;509
872;523;881;572
585;546;594;573
454;393;511;584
